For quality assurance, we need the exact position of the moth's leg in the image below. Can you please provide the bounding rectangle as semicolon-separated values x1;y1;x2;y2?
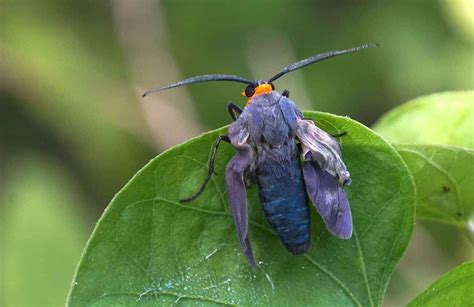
298;119;347;139
331;131;347;138
244;169;256;188
227;101;243;121
180;135;230;202
296;141;303;154
225;145;256;269
282;89;290;98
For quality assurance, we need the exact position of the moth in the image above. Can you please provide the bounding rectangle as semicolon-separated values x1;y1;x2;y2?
143;44;376;268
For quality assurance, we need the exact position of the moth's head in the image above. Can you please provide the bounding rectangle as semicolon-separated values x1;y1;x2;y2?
241;81;275;105
142;43;378;103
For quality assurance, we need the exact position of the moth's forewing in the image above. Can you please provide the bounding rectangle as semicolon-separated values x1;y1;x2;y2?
226;116;257;269
225;148;257;269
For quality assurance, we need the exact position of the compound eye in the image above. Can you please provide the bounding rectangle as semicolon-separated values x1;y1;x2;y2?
244;84;255;97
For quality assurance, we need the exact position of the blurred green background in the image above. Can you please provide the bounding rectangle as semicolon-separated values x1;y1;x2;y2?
0;0;472;306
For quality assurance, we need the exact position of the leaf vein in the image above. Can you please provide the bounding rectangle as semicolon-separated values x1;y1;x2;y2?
360;192;401;238
303;254;363;307
353;228;374;306
398;148;463;214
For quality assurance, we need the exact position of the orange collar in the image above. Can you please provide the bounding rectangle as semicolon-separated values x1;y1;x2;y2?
242;83;273;105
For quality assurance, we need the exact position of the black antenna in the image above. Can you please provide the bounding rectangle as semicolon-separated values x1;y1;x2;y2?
268;43;378;83
142;74;253;97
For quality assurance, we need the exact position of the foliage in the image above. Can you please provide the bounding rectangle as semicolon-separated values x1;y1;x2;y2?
67;112;415;306
396;145;474;241
374;92;474;240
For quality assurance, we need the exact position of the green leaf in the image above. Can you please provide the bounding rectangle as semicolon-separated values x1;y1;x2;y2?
373;92;474;238
373;91;474;149
408;261;474;306
67;112;415;306
396;145;474;240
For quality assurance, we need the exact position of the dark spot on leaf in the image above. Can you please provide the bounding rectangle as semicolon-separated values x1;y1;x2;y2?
457;212;463;217
442;186;450;192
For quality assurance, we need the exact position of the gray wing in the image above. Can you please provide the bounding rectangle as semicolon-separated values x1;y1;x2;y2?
296;119;352;239
303;153;352;238
226;117;257;268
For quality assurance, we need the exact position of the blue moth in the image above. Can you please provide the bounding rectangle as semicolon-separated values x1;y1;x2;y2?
143;44;377;269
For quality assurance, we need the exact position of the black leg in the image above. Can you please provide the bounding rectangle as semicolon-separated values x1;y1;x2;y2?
227;101;243;121
299;116;347;138
282;89;290;98
244;169;256;188
296;141;303;153
180;135;230;202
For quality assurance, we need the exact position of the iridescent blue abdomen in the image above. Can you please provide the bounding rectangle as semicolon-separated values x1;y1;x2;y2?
256;155;310;255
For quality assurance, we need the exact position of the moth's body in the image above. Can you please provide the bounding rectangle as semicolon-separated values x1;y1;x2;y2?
234;92;310;254
227;90;352;267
